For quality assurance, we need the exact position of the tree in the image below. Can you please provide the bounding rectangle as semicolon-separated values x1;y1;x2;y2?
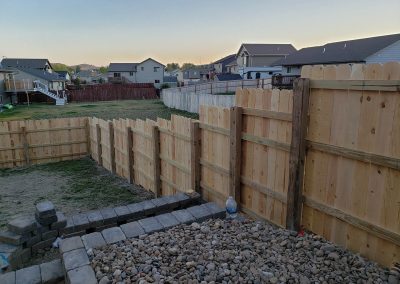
181;63;196;71
99;66;108;74
165;63;180;72
75;65;81;74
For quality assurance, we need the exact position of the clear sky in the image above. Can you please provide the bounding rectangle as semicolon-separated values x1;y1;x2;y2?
0;0;399;66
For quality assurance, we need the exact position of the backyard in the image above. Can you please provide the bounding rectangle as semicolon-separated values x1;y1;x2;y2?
0;99;198;121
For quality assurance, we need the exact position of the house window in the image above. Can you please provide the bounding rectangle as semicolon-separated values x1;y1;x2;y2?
247;72;252;79
154;67;159;72
287;67;292;74
268;71;273;75
114;73;121;77
129;72;134;76
155;80;160;83
141;67;144;71
255;72;261;79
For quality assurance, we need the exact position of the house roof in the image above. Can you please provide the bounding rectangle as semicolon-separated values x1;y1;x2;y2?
273;33;400;66
225;59;237;67
140;58;165;67
238;44;296;56
163;76;178;83
56;71;70;78
183;69;201;79
1;58;52;69
215;73;242;81
18;68;66;82
108;63;138;72
213;54;236;65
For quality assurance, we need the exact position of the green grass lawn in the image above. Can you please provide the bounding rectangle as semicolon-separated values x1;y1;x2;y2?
0;99;198;121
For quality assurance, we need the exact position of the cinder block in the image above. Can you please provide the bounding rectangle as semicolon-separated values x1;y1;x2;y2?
62;248;90;271
100;207;118;225
201;202;226;219
40;259;64;284
160;195;180;210
138;217;163;234
15;264;41;284
72;214;90;232
95;223;117;232
155;213;180;230
174;192;192;208
101;227;126;244
81;232;106;250
151;197;170;214
59;236;84;254
187;205;213;223
139;200;157;216
67;265;97;284
19;248;32;263
86;210;104;228
32;238;56;254
8;216;36;234
35;213;57;226
63;230;85;238
0;231;27;246
0;271;15;284
50;212;67;230
113;205;133;222
59;217;74;236
42;230;58;241
126;202;145;220
35;201;56;218
171;209;196;225
120;221;145;238
25;234;41;248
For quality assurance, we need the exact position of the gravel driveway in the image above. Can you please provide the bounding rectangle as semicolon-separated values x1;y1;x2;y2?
91;218;392;283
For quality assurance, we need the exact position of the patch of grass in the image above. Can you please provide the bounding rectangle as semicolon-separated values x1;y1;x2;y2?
80;104;98;108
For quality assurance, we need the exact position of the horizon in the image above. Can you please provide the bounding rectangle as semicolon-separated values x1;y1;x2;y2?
0;0;399;66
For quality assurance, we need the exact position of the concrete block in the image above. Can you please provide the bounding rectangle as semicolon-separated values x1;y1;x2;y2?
187;205;213;223
171;209;196;225
41;230;58;241
160;195;180;210
8;216;36;234
95;223;117;232
62;248;89;271
8;253;23;270
40;259;64;284
126;202;145;220
0;271;15;284
101;227;126;244
26;234;41;248
67;265;97;284
15;264;41;284
201;202;226;219
81;232;106;250
174;192;192;207
140;200;157;216
59;217;74;236
151;197;170;213
34;223;50;234
50;212;67;230
0;231;27;246
59;236;84;254
72;214;90;232
19;248;32;263
32;238;56;254
120;221;145;238
113;205;133;222
100;207;118;225
63;230;85;238
35;201;56;218
35;213;57;226
86;210;104;228
155;213;180;230
138;217;163;234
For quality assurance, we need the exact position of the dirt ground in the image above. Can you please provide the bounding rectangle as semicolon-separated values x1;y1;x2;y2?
0;157;154;229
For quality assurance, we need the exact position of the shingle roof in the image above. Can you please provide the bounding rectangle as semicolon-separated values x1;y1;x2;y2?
1;58;51;69
240;44;296;56
18;68;66;81
163;76;178;83
108;63;138;72
215;73;242;81
213;54;236;65
226;59;237;66
183;69;201;79
273;33;400;66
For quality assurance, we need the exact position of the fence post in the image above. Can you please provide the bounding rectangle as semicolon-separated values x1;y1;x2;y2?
109;122;116;173
229;107;243;204
241;80;244;89
226;81;228;93
286;78;310;231
126;126;134;184
262;79;265;89
210;83;213;94
85;118;91;155
96;124;103;166
152;126;161;197
190;121;201;193
21;126;30;166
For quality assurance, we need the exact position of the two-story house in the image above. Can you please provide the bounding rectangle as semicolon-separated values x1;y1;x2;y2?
213;54;236;74
235;43;297;79
108;58;165;88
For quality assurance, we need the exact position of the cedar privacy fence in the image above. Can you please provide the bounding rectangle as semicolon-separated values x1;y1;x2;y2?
0;62;399;268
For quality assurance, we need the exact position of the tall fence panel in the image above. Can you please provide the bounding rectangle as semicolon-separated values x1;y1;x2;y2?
301;62;400;267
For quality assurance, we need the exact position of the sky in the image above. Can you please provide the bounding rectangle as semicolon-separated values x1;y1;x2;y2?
0;0;399;66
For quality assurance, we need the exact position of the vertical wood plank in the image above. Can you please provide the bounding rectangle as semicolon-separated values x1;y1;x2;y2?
229;106;243;203
96;123;103;166
85;117;91;155
109;122;116;173
190;121;201;192
21;126;30;166
152;125;161;197
286;78;310;231
126;126;134;184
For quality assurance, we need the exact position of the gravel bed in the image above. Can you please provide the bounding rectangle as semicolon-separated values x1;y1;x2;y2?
90;218;391;283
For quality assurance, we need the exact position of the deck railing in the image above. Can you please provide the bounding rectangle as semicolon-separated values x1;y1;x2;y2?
4;79;35;92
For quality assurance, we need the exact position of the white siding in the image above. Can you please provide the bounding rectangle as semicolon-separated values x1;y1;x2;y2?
365;40;400;64
136;59;164;88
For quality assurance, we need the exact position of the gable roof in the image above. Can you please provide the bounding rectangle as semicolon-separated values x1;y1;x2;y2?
56;71;70;77
273;33;400;66
163;76;178;83
1;58;52;69
213;54;236;65
215;73;242;81
238;44;296;56
18;68;66;82
140;58;165;67
108;63;138;72
226;59;237;67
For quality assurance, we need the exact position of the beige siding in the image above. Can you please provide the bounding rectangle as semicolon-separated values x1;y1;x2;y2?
136;60;164;87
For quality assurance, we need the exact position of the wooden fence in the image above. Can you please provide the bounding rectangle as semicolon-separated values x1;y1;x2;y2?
0;117;89;168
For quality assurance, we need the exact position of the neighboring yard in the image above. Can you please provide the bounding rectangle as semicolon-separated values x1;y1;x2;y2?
0;100;198;121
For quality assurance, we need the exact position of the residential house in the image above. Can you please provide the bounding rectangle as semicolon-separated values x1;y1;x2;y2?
213;54;236;74
56;71;71;83
108;58;165;88
273;33;400;75
235;43;297;79
214;73;242;81
0;65;13;105
226;59;238;74
163;76;178;88
183;69;201;85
